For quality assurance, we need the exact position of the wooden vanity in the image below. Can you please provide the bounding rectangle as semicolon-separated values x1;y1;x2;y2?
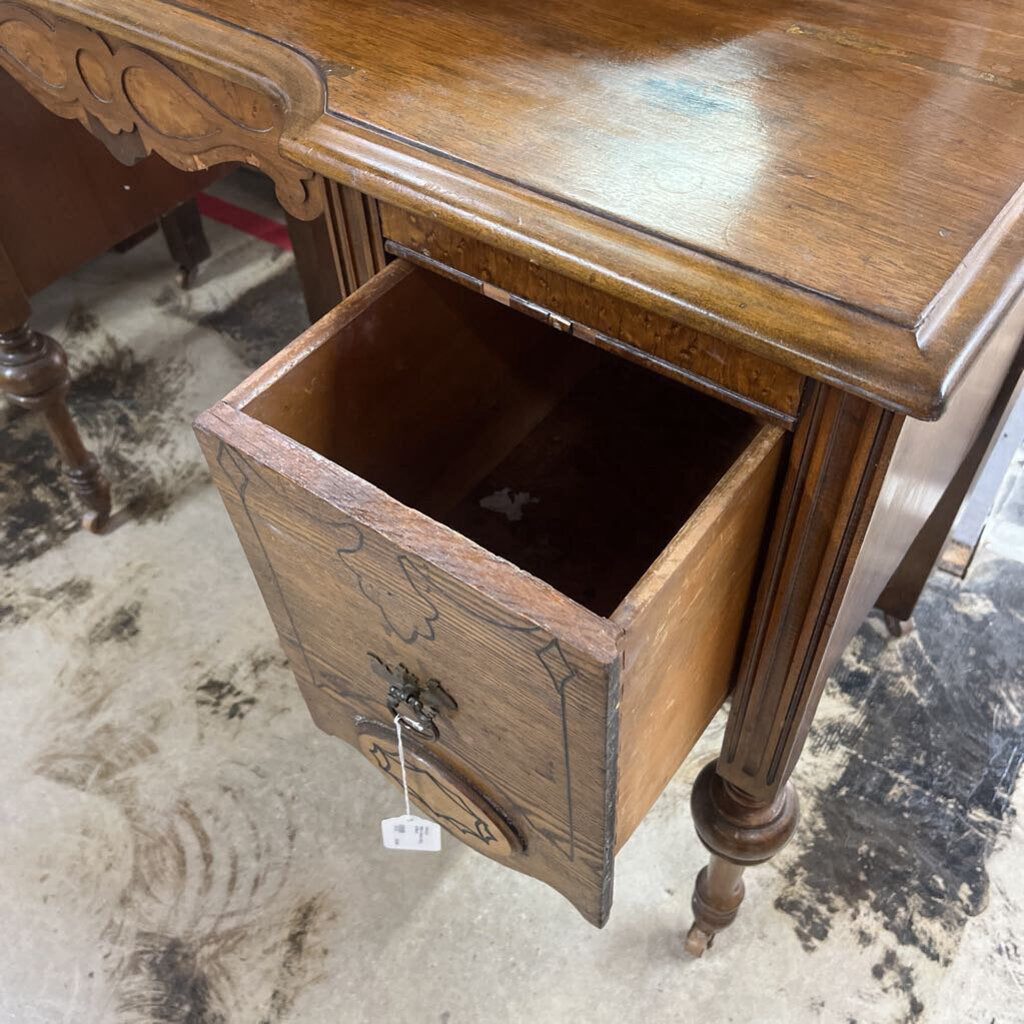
3;0;1022;953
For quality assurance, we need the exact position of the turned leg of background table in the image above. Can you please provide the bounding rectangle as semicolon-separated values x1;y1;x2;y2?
0;322;111;532
1;242;111;532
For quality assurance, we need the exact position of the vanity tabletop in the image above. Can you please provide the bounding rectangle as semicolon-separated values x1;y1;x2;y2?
30;0;1024;414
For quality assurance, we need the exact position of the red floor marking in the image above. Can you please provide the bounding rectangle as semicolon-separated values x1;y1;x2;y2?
196;193;293;251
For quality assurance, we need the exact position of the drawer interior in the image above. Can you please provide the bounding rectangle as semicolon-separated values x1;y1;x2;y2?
241;263;760;617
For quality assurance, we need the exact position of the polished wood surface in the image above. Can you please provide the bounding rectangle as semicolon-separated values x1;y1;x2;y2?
681;380;899;950
721;385;897;802
685;854;746;958
11;0;1024;414
685;759;798;955
199;0;1022;320
878;337;1024;622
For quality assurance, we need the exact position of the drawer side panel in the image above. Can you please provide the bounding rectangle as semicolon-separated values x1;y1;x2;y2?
613;427;785;847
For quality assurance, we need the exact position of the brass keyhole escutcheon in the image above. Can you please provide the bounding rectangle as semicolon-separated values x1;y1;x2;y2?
368;653;456;740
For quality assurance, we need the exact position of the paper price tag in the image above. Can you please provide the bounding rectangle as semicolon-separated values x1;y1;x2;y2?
382;814;442;851
381;714;442;852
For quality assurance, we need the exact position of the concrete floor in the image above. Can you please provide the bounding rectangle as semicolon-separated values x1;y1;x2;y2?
1;174;1022;1024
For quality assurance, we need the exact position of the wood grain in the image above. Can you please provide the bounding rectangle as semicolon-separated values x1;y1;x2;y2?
237;260;599;521
13;0;1023;954
680;382;899;950
193;0;1024;319
197;259;782;924
326;182;386;296
0;2;322;218
196;402;621;926
686;286;1024;948
20;0;1024;415
825;292;1024;664
612;425;784;846
719;385;898;801
877;334;1024;621
286;181;387;321
356;720;523;859
380;204;804;427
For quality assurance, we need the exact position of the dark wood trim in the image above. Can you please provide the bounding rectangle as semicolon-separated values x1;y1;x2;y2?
684;385;898;952
285;209;344;322
286;183;387;322
0;2;323;219
720;384;898;801
326;182;387;295
159;198;211;289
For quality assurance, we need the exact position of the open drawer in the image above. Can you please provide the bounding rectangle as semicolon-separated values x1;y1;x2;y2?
195;259;784;927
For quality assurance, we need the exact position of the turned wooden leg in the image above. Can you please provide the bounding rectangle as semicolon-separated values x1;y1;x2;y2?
676;388;899;956
0;323;111;532
2;239;110;532
684;759;798;956
685;855;745;956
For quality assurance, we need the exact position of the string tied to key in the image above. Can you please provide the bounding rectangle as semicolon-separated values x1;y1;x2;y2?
379;715;442;852
394;713;412;817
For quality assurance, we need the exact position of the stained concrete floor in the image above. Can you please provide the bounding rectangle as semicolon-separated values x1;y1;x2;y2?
1;174;1022;1024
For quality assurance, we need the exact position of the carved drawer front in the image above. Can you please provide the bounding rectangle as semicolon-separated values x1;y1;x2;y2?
195;260;784;927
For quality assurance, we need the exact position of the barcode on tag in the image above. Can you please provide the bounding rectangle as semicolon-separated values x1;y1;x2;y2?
381;814;442;851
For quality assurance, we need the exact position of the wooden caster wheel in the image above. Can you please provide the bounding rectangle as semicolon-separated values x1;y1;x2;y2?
684;924;713;958
81;507;110;533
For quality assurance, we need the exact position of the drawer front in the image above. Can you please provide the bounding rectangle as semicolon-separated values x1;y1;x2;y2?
195;406;620;927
